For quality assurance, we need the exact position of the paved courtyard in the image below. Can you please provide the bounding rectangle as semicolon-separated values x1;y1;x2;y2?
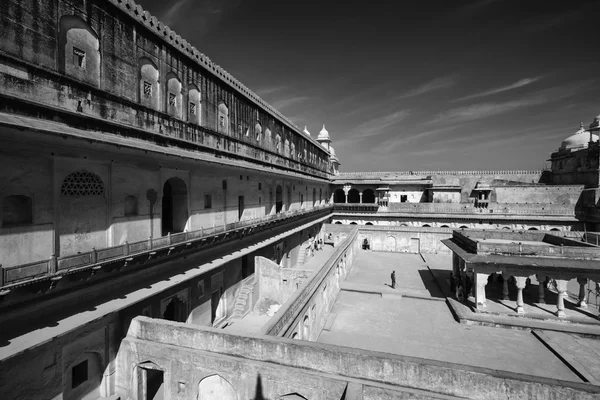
318;250;584;382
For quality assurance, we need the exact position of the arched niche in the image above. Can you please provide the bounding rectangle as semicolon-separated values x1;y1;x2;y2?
255;122;262;141
2;194;33;226
59;15;100;87
59;170;107;256
218;102;229;134
188;84;201;125
348;188;360;203
166;72;182;119
139;58;160;110
198;374;238;400
333;189;345;203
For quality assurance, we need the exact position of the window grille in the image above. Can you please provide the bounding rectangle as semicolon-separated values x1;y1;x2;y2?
73;47;86;68
143;81;152;97
168;93;176;106
61;171;104;196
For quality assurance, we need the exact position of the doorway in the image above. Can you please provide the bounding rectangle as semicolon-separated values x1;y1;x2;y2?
275;185;283;213
410;238;420;253
238;195;244;220
137;367;164;400
211;288;222;324
161;177;188;236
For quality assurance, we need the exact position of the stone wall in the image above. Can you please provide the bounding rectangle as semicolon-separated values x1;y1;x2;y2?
115;317;600;400
0;134;329;268
0;0;331;176
358;226;453;254
260;224;359;340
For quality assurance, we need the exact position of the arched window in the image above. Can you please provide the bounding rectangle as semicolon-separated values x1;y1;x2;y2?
59;16;100;87
217;102;229;134
255;122;262;141
2;195;33;226
124;195;138;216
61;171;104;196
290;142;295;159
139;58;160;110
187;84;201;125
275;134;282;153
166;72;182;118
265;128;272;149
284;139;290;156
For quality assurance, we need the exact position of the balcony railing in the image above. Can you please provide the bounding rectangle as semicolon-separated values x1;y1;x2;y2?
331;202;577;216
0;205;333;291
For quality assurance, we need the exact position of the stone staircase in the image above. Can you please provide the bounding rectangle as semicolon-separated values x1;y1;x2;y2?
230;276;256;320
296;239;314;267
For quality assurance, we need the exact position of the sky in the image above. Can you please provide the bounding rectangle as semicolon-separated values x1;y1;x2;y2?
136;0;599;172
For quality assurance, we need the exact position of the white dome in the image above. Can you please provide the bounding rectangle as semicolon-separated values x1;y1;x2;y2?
317;124;330;141
303;126;311;136
560;125;598;151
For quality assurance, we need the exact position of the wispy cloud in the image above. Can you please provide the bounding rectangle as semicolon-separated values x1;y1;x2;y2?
161;0;190;26
454;77;542;102
255;85;288;97
271;96;310;111
337;110;411;146
431;80;595;124
370;125;460;154
395;76;456;99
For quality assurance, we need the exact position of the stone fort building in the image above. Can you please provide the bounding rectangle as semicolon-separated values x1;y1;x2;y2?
0;1;600;399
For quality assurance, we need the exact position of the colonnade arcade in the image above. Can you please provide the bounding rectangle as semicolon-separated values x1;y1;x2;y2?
452;255;600;319
332;184;376;204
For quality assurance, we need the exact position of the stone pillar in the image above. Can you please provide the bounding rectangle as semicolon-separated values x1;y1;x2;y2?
555;279;568;318
343;184;351;204
475;273;489;310
537;274;546;304
577;277;588;308
514;277;527;314
359;191;363;203
502;276;510;300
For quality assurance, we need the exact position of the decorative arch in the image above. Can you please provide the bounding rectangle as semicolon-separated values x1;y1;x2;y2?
275;134;282;153
255;122;262;141
440;225;449;228
198;374;238;400
422;224;431;228
348;188;360;203
333;188;345;203
362;188;376;204
459;225;469;229
284;138;290;156
139;58;160;110
59;15;100;87
61;171;104;196
528;227;539;231
290;142;296;159
58;170;108;256
550;228;561;232
303;314;310;339
218;102;229;134
188;84;201;124
384;236;397;251
166;72;182;118
279;394;308;400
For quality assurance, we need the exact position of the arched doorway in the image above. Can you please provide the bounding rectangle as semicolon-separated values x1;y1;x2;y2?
334;188;345;203
350;222;357;225
363;188;376;203
162;177;188;236
348;188;360;203
198;375;237;400
275;185;283;213
384;236;396;252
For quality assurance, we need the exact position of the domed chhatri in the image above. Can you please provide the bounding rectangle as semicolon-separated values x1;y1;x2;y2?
303;126;311;136
317;124;330;142
559;122;599;151
590;114;600;130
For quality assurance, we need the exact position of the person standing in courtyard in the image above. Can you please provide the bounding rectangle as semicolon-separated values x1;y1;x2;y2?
391;270;396;289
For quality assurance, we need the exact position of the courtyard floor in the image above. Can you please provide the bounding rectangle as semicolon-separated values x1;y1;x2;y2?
317;250;588;382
